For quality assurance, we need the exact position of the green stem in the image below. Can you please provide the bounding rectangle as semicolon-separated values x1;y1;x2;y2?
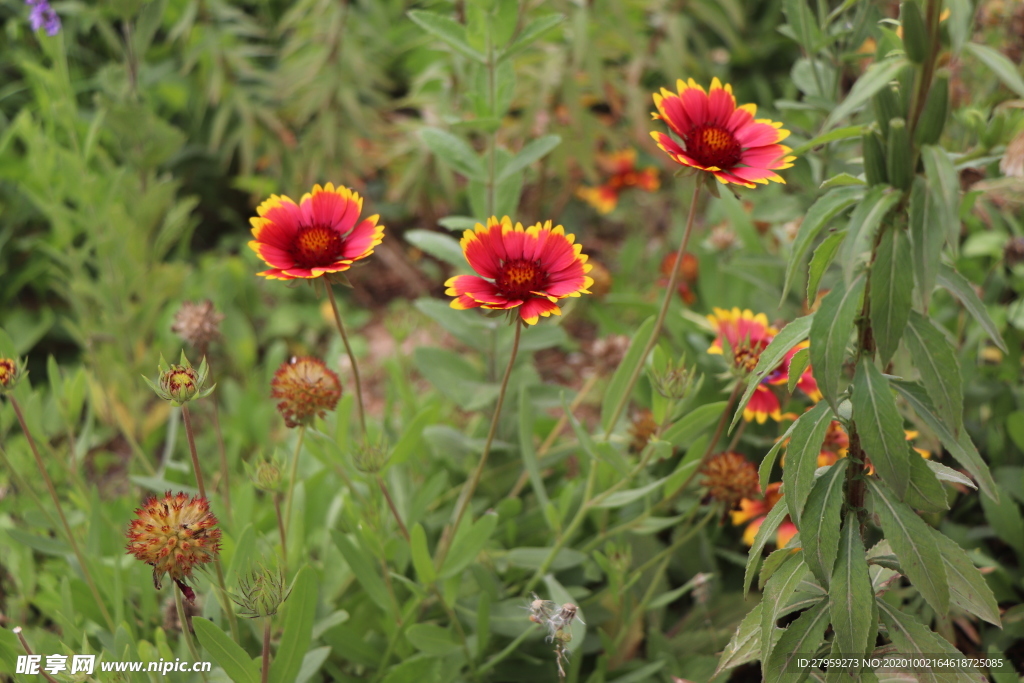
478;624;541;674
435;322;522;569
274;495;288;576
604;175;704;437
377;475;410;542
261;616;272;683
8;396;116;632
13;627;61;683
283;425;307;539
325;282;368;435
181;404;208;499
175;590;209;683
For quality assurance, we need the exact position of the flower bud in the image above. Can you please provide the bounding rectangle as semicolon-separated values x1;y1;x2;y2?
0;356;27;394
248;458;284;493
900;1;929;64
233;565;290;619
353;439;390;474
144;352;214;407
648;354;696;401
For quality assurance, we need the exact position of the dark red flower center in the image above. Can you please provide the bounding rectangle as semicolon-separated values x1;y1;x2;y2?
292;226;344;268
687;125;742;170
496;259;546;300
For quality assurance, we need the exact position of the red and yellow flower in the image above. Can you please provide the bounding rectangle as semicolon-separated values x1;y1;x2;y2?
577;149;660;214
445;216;594;325
249;183;384;280
732;483;798;548
651;78;796;188
766;340;822;402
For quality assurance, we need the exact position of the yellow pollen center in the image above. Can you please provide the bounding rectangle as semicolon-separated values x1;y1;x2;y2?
701;127;733;150
293;226;344;268
496;259;545;299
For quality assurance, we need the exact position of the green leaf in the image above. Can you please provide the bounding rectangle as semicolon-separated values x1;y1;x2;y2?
810;276;865;412
404;229;468;269
441;512;498;578
193;618;260;683
806;230;847;304
744;497;792;595
506;547;586;571
269;566;318;683
413;348;499;411
662;401;727;447
839;185;901;283
601;316;656;433
783;0;823;53
829;517;875;659
789;125;866;157
904;310;963;436
980;480;1024;554
870;225;914;365
867;479;949;615
930;529;1001;626
877;600;984;682
715;602;771;674
819;173;867;189
420;128;484;179
782;187;863;303
408;10;486;62
410;523;436;584
518;386;551;514
593;475;669;509
905;449;950;513
760;419;802;491
964;42;1024;97
333;531;392;612
853;359;910;497
908;176;945;311
563;392;629;475
733;314;814;431
405;624;463;656
787;347;811;395
500;14;565;61
763;599;829;683
497;135;561;181
647;573;709;610
783;401;833;525
800;458;849;586
893;380;998;502
920;146;962;253
824;57;909;130
936;264;1007;352
760;552;809;663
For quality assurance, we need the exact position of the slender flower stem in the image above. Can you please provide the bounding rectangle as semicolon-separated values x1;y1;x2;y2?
180;404;207;499
8;396;116;632
324;282;368;435
604;175;704;437
274;495;288;575
377;476;410;542
261;616;273;683
283;425;307;540
666;382;743;501
15;627;61;683
435;323;523;569
212;400;233;527
478;623;541;674
174;591;208;682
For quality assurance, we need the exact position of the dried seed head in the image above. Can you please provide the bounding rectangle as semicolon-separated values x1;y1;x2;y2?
0;357;26;394
270;356;341;428
233;564;290;619
171;300;224;350
701;452;759;509
125;492;222;603
707;224;741;252
628;410;659;453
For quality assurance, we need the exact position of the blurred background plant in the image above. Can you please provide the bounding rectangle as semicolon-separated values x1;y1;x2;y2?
1;0;1023;681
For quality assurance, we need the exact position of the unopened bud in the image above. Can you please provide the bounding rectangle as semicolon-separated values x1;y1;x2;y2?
249;458;284;493
0;356;27;394
353;439;390;474
144;352;214;407
648;355;696;400
233;565;290;619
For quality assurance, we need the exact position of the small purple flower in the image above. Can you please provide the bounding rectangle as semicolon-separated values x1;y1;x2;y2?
26;0;61;36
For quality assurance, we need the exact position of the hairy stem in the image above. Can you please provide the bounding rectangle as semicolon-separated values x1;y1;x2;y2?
261;616;272;683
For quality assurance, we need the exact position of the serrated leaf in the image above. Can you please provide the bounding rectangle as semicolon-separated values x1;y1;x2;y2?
500;14;565;61
936;264;1007;352
601;316;656;433
853;360;910;497
871;225;914;365
783;187;863;302
733;314;814;431
840;186;902;283
497;135;561;181
408;10;486;62
192;618;260;683
760;553;809;663
868;479;949;615
763;599;830;683
420;127;484;179
807;230;847;304
784;401;834;525
830;516;875;659
905;449;950;512
824;57;909;130
904;311;962;439
930;528;1001;626
908;177;945;311
715;603;767;674
892;380;998;501
801;459;849;586
269;566;318;683
810;276;865;412
877;600;984;683
964;42;1024;97
745;500;791;595
920;146;961;253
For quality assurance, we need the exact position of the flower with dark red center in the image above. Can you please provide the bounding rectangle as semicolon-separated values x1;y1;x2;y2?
445;216;594;325
144;353;214;407
577;149;660;214
271;357;342;428
125;492;222;603
249;183;384;280
651;78;795;188
700;452;759;509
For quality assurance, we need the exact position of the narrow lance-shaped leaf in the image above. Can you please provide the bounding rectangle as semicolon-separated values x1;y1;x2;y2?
929;527;1001;627
192;618;260;683
904;311;962;440
908;176;944;311
806;230;847;304
810;276;865;412
269;566;318;683
499;14;565;61
867;478;950;615
760;553;808;663
497;135;561;181
904;447;950;513
840;186;901;283
420;128;485;179
870;225;914;365
852;359;910;497
783;401;833;525
782;187;863;303
800;459;849;587
936;264;1007;353
744;501;791;596
964;42;1024;97
407;10;486;62
829;516;875;660
920;146;961;254
824;57;909;130
877;600;984;683
715;602;773;675
763;599;830;683
601;316;656;432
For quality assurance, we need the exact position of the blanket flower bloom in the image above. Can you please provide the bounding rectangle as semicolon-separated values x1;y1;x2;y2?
651;78;795;188
577;149;660;214
271;357;342;428
446;216;593;325
732;483;798;547
125;492;222;604
249;183;384;280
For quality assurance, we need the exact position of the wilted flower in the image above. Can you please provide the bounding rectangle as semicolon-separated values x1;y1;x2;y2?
0;356;27;394
26;0;60;36
701;452;759;509
172;300;224;350
445;217;594;325
271;356;342;428
143;353;214;407
732;482;798;547
576;149;660;214
706;224;741;252
233;565;290;619
526;594;584;679
629;410;659;453
249;183;385;280
125;492;222;603
651;78;795;187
